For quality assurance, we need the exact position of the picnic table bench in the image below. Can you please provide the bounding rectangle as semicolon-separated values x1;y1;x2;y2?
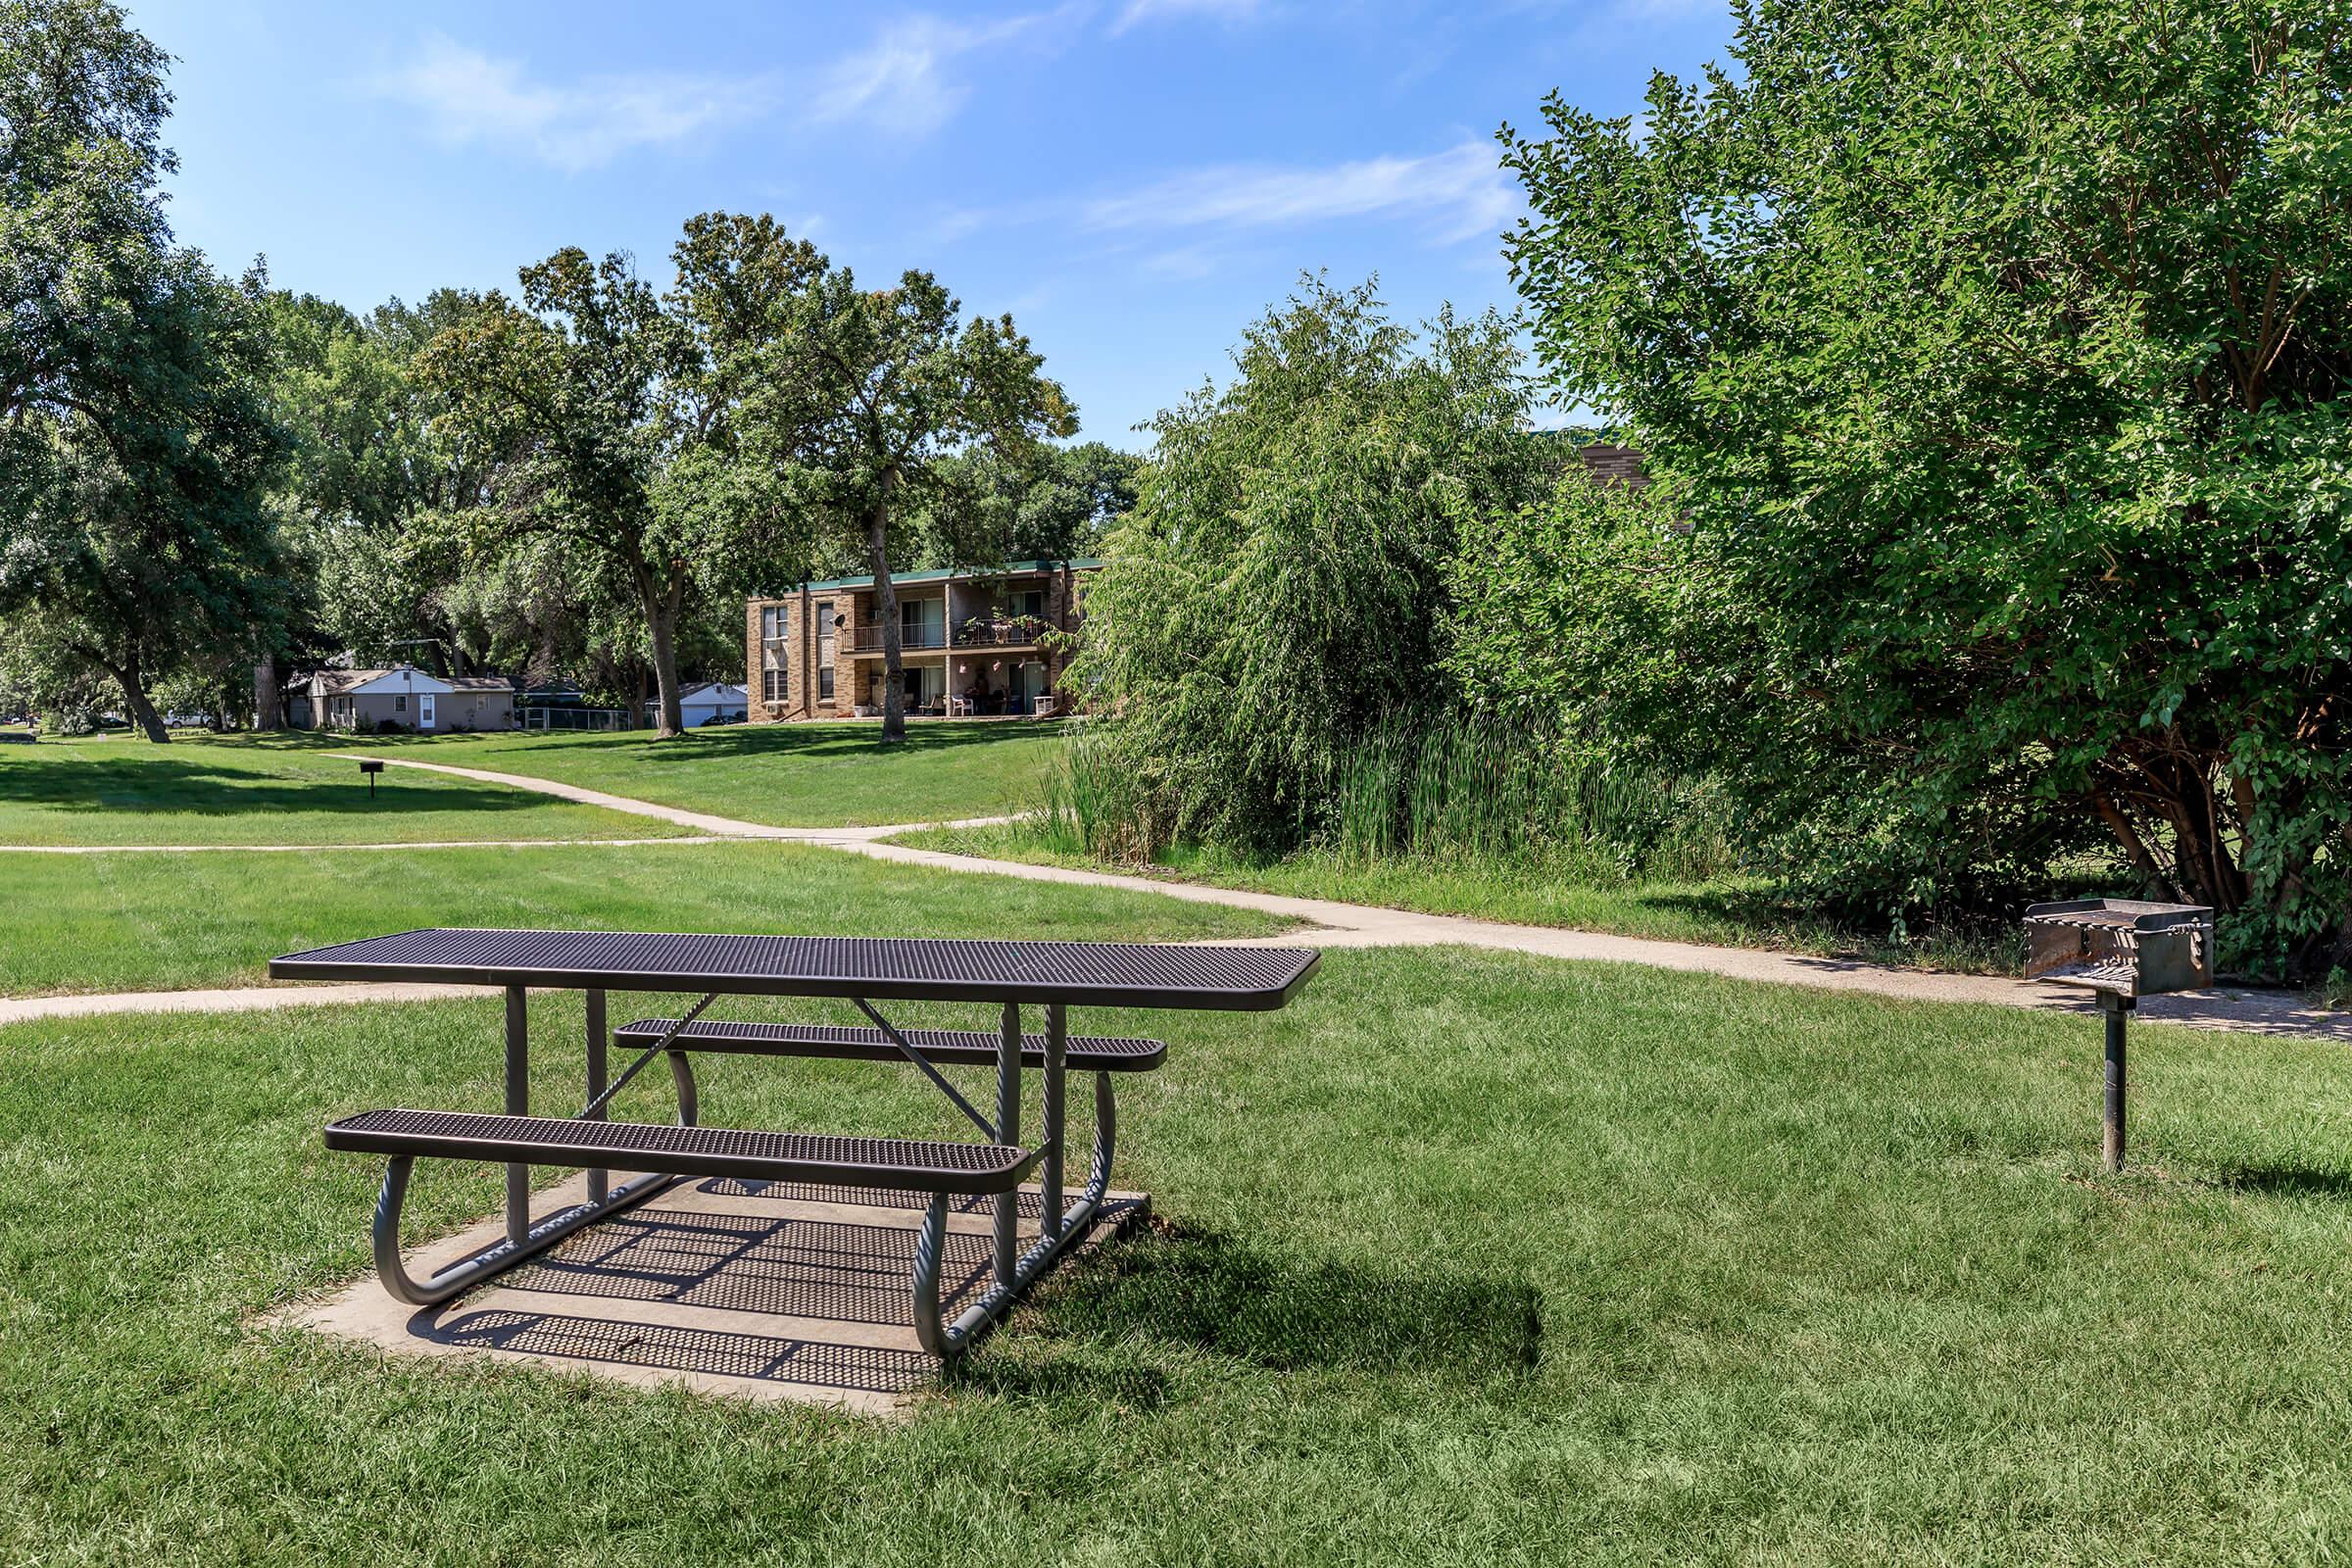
273;929;1318;1359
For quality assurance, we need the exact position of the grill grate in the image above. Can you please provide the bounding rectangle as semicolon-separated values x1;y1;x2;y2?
2023;899;2213;999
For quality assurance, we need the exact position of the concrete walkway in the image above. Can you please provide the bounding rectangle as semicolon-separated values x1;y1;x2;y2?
811;833;2352;1042
327;754;809;838
5;757;2340;1042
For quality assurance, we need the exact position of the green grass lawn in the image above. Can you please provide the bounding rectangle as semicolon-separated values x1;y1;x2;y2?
0;840;1289;996
0;732;686;846
8;950;2352;1563
900;823;2030;973
333;719;1066;828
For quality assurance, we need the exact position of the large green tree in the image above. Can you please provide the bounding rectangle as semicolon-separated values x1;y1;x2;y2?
0;1;281;741
261;286;500;716
1492;0;2352;974
743;263;1075;742
911;439;1144;568
416;220;813;737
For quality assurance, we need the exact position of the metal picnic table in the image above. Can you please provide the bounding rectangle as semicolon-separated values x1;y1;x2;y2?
272;929;1319;1358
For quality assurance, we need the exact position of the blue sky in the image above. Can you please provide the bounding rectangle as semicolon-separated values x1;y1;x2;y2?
125;0;1735;447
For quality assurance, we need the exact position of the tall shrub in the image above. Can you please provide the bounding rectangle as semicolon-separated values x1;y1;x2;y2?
1067;276;1549;857
1499;0;2352;976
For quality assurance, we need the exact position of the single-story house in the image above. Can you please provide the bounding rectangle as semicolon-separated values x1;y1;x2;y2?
289;664;515;733
647;681;749;728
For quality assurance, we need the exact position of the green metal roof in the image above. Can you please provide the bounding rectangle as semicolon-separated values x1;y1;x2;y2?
791;558;1103;593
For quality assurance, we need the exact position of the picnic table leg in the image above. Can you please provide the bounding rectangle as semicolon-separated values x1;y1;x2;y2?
1041;1004;1066;1242
584;988;609;1204
505;985;530;1246
996;1001;1021;1287
913;1045;1121;1361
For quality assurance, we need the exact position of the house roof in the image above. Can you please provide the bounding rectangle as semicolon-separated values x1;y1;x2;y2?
313;664;514;696
788;558;1103;595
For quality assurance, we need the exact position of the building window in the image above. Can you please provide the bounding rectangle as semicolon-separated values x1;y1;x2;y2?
394;694;406;712
816;601;834;666
819;666;834;701
760;604;791;707
1005;588;1045;622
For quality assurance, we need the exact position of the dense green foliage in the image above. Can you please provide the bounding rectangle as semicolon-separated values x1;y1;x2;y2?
907;439;1143;569
414;226;822;737
1493;0;2352;976
0;1;283;740
1067;277;1553;857
735;254;1075;741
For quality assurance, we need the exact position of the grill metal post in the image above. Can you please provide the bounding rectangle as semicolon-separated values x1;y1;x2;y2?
996;1001;1021;1286
504;984;529;1244
2100;992;2132;1172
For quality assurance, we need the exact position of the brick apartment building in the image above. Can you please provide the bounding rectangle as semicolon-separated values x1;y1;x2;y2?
746;558;1099;722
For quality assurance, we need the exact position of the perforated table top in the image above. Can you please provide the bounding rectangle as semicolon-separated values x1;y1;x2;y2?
270;928;1319;1010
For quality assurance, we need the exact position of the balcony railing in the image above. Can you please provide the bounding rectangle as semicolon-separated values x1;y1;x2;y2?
846;625;947;653
844;618;1059;654
953;619;1054;649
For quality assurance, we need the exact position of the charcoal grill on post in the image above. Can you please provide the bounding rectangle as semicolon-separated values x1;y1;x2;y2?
2023;899;2215;1171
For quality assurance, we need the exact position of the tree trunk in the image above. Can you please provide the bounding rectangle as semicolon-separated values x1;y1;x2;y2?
114;660;169;743
253;654;280;731
866;471;905;744
643;575;687;739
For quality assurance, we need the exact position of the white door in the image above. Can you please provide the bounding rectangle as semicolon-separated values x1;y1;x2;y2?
418;694;436;731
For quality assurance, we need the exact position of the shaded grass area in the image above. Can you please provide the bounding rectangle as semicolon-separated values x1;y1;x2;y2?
900;822;2031;973
8;950;2352;1563
0;733;683;846
320;720;1068;828
0;841;1289;997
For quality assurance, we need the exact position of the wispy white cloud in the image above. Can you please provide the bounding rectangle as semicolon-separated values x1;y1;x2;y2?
808;8;1079;137
378;11;1080;168
1109;0;1261;34
1137;243;1227;280
375;33;780;172
1084;138;1518;244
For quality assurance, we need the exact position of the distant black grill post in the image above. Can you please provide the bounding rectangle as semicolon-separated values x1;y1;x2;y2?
2024;900;2214;1173
2100;992;2132;1170
358;759;384;799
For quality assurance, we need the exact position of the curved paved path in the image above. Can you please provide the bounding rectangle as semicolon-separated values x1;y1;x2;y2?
808;831;2352;1042
4;756;2340;1041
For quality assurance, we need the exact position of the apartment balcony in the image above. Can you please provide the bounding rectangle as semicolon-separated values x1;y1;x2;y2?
953;618;1055;649
845;618;1056;654
845;624;944;653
